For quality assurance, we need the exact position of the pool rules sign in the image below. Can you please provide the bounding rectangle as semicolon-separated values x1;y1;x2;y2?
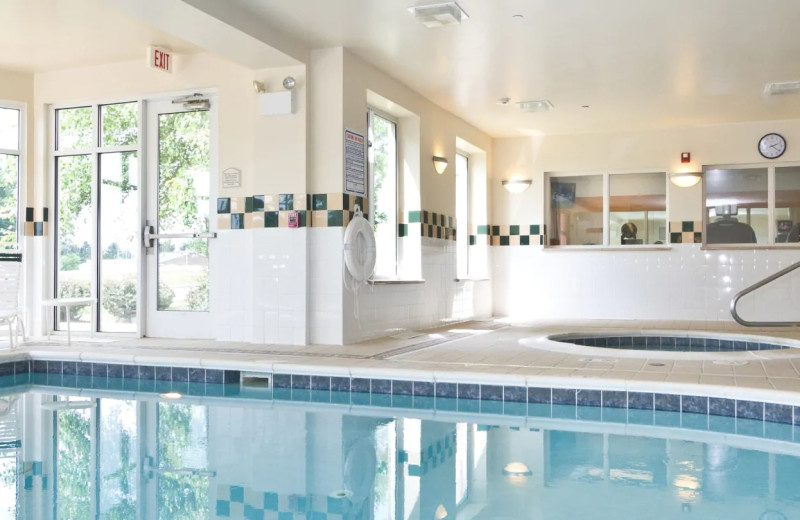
148;46;172;73
344;129;366;196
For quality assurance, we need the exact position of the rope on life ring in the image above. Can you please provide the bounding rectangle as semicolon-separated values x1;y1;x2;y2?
343;205;376;283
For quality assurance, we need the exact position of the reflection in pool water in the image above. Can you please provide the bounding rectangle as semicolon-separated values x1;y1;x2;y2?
1;390;799;519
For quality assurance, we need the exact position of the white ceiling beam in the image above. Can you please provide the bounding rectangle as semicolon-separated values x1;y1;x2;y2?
103;0;307;69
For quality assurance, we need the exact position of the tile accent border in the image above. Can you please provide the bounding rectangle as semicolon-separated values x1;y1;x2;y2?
215;484;346;519
268;372;800;438
216;193;368;230
486;224;545;246
559;334;790;352
24;207;48;237
670;220;702;244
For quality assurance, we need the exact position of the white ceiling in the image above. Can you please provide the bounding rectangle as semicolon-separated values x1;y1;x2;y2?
6;0;800;138
0;0;199;73
226;0;800;137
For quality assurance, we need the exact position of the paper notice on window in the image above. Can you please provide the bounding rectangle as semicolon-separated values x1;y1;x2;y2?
344;129;366;196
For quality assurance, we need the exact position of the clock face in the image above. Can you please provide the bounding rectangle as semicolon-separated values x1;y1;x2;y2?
758;133;786;159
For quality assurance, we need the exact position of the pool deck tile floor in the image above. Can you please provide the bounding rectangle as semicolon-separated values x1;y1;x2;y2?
7;318;800;404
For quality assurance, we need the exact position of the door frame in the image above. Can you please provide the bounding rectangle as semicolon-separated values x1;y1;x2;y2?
141;92;218;339
47;88;218;339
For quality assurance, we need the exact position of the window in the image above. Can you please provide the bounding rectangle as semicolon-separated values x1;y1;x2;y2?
455;153;469;277
368;108;398;277
54;102;139;332
0;106;21;244
547;171;667;246
705;165;800;245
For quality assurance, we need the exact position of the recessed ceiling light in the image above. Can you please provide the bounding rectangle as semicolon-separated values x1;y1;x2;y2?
409;2;469;28
764;80;800;96
518;100;554;112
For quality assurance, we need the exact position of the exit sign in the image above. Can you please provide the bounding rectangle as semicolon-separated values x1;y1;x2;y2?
148;46;172;73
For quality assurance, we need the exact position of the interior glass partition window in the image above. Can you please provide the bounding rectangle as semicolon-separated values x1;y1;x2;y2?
54;103;139;333
548;174;603;245
775;166;800;243
0;107;21;245
455;153;469;277
548;172;667;246
705;167;768;244
368;109;398;278
609;172;667;245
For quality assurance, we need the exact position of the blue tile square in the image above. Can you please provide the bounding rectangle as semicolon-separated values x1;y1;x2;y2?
654;393;680;412
527;387;552;404
458;383;480;400
205;369;223;384
61;362;77;376
291;375;311;390
272;374;291;388
331;377;350;392
577;389;601;407
122;365;138;379
503;386;526;403
155;366;171;381
413;381;434;397
188;368;205;383
371;379;392;394
264;491;278;510
92;364;108;378
602;390;627;408
351;378;370;393
552;388;576;405
436;383;457;399
311;376;331;391
171;367;189;382
216;499;231;516
681;395;708;414
392;380;412;396
140;365;156;380
107;364;122;378
481;385;503;401
737;400;764;420
230;485;244;503
765;403;792;424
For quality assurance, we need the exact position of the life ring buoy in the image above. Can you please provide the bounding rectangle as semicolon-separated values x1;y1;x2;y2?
343;207;376;283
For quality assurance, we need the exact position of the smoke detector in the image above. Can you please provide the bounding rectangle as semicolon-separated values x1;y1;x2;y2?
409;2;469;28
764;80;800;96
518;100;554;112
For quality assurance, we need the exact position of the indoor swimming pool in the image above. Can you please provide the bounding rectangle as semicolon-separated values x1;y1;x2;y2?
0;365;799;519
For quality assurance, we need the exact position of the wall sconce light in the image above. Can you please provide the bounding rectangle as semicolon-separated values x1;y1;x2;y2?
669;172;702;188
432;156;448;174
434;504;448;519
502;179;532;193
503;462;532;476
252;80;266;93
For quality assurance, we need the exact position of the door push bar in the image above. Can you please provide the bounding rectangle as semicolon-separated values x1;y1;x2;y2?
143;223;216;249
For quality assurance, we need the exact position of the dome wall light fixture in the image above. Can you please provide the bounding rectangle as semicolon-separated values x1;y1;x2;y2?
669;172;702;188
503;462;533;476
502;179;532;193
434;504;448;519
433;156;449;174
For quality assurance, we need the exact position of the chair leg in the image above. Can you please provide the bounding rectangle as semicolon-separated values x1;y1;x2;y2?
7;320;13;350
15;317;25;344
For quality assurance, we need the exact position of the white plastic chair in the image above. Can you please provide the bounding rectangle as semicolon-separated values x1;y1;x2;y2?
0;252;24;349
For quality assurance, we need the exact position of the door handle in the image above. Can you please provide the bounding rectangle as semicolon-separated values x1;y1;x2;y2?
143;224;216;249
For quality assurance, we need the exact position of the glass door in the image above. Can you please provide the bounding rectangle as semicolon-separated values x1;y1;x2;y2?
144;98;215;338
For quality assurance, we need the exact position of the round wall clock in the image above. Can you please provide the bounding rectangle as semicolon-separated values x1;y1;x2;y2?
758;133;786;159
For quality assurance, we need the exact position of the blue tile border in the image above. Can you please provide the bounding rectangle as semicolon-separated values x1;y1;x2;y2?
555;334;793;352
4;358;800;439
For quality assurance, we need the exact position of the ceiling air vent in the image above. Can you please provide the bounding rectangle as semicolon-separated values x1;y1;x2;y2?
409;2;469;28
518;100;554;113
764;81;800;96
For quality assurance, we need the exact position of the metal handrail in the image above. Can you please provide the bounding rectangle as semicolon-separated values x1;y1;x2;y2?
730;259;800;327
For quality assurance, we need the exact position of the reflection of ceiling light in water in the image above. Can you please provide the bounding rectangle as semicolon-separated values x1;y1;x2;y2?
435;504;448;519
160;392;183;400
503;462;532;476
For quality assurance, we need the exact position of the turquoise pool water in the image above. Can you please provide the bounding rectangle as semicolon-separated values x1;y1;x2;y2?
0;382;799;520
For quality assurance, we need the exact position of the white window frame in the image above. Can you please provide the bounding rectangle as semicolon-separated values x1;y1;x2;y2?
367;107;399;278
703;161;800;249
455;152;470;278
50;101;142;334
545;170;669;248
0;101;25;246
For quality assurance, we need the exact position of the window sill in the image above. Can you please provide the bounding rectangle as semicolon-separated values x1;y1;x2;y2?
370;278;425;285
702;243;800;251
544;245;672;252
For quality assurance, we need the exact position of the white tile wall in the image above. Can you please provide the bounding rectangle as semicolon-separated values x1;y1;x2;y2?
492;244;800;323
309;227;344;345
213;228;307;345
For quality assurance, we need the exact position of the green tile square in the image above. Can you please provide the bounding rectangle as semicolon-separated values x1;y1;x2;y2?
306;194;312;210
340;193;348;210
448;216;453;228
694;232;702;243
217;198;231;214
436;227;442;239
520;235;530;245
682;221;694;232
398;223;408;237
530;224;540;235
469;235;476;245
500;235;510;246
539;235;544;245
298;210;307;227
264;211;279;228
422;211;429;224
477;224;488;235
439;214;445;227
279;194;294;211
253;195;265;212
427;225;434;238
670;232;682;244
492;225;500;236
409;211;421;223
328;210;343;227
312;194;327;210
231;214;244;230
244;197;254;213
510;225;520;235
355;196;364;212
